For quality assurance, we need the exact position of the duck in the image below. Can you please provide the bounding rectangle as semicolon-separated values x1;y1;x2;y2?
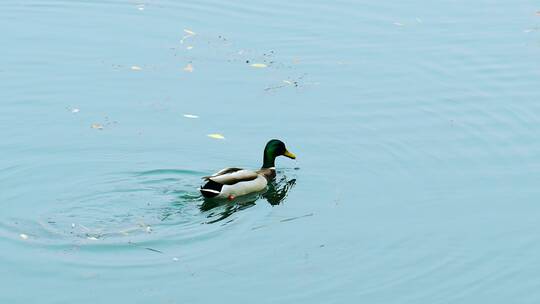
200;139;296;200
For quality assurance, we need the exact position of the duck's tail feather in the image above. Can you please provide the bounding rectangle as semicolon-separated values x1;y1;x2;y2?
200;180;223;198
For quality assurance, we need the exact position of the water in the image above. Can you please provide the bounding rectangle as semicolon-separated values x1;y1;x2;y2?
2;0;540;302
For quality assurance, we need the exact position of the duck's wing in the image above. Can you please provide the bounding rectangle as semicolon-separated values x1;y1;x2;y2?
205;169;259;185
202;167;243;180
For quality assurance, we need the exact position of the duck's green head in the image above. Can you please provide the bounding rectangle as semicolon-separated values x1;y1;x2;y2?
262;139;296;169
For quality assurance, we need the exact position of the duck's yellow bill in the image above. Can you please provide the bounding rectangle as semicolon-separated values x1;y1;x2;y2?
284;150;296;159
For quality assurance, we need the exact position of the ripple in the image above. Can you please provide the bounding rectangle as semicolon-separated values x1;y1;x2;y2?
0;165;298;266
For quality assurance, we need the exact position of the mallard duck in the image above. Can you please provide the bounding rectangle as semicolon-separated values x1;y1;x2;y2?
200;139;296;200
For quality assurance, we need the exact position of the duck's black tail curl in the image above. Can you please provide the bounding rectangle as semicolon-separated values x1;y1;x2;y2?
200;179;223;198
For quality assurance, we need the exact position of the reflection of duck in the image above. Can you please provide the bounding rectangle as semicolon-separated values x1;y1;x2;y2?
200;173;297;224
262;175;296;205
200;139;296;200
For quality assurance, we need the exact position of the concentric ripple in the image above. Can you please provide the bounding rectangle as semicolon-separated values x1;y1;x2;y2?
0;163;298;267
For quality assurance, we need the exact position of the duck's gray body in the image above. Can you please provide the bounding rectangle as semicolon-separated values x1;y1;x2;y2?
200;167;275;199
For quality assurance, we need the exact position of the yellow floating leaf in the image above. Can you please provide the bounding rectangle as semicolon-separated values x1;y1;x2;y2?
91;123;104;130
131;65;142;71
250;63;267;68
183;63;194;72
208;133;225;140
184;29;196;35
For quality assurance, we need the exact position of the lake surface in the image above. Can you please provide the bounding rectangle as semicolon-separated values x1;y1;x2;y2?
2;0;540;303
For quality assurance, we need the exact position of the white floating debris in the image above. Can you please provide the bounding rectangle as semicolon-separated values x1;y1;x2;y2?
91;123;104;130
186;46;193;50
393;22;404;26
183;63;194;72
19;233;29;240
131;65;142;71
137;5;145;11
184;29;196;36
283;80;293;85
87;236;99;241
207;133;225;140
172;257;179;262
180;36;190;44
250;63;267;68
145;226;152;233
71;223;75;228
536;11;540;16
71;108;80;113
183;114;199;119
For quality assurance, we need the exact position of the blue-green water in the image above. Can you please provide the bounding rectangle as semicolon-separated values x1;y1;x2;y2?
2;0;540;302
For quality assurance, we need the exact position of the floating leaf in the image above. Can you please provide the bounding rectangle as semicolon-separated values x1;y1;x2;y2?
19;233;29;240
208;133;225;140
250;63;267;68
131;65;142;71
91;123;104;130
183;63;194;72
184;29;196;35
183;114;199;119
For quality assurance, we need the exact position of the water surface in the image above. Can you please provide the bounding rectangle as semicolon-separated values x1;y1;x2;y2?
2;0;540;303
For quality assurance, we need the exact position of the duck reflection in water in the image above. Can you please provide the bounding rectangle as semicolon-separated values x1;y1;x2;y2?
200;174;296;224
